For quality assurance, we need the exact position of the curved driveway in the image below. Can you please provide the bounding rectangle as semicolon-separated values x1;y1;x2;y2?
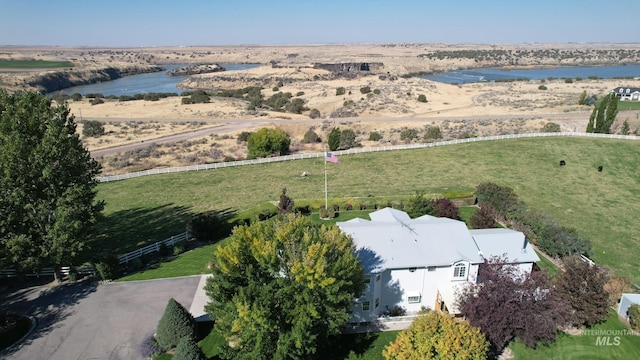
3;276;201;360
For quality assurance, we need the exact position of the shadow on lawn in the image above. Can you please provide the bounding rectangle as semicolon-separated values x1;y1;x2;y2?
87;203;194;258
320;332;382;359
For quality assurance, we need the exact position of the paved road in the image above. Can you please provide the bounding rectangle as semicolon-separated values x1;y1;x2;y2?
88;112;594;159
3;276;201;360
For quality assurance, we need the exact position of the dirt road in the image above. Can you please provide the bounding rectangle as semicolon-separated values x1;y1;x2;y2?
89;112;592;158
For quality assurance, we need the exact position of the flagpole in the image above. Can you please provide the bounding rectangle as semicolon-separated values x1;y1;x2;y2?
324;147;328;210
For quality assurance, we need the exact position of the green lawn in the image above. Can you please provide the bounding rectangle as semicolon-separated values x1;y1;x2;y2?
534;249;559;276
618;101;640;111
119;240;226;281
0;59;74;68
96;137;640;282
509;310;640;359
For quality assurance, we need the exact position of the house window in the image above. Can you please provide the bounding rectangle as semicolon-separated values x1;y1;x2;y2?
408;267;417;272
376;274;381;282
364;276;371;284
375;297;380;309
427;266;435;272
362;301;370;311
408;295;421;303
453;263;466;278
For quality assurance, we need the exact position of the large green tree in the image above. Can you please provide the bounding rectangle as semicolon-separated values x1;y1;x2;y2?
246;127;291;158
0;90;103;277
205;214;365;360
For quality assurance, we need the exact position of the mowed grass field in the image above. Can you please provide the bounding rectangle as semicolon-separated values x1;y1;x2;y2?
96;136;640;282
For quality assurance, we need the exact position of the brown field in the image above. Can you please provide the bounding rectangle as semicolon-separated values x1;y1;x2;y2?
2;44;639;175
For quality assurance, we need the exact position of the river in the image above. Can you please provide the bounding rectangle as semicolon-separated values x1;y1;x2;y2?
420;65;640;84
56;63;260;96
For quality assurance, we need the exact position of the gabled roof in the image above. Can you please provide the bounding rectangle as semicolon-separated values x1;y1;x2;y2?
611;86;640;94
338;208;483;273
469;228;540;264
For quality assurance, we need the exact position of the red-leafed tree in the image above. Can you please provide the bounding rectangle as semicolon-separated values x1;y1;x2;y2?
471;202;499;229
556;257;610;327
456;256;570;351
429;198;460;220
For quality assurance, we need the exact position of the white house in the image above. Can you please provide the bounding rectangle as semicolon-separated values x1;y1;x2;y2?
617;293;640;323
610;87;640;102
337;207;539;322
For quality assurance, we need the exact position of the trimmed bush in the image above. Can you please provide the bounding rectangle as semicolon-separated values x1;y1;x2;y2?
541;122;561;132
236;131;252;143
156;298;198;351
186;211;225;242
423;126;442;141
368;131;382;141
174;243;185;256
95;254;120;280
302;129;321;143
308;108;321;119
173;336;206;360
339;128;357;150
400;128;418;142
82;120;104;137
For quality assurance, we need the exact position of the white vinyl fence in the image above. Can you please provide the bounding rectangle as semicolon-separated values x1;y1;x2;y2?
0;232;188;278
117;232;188;264
96;132;638;183
0;265;96;278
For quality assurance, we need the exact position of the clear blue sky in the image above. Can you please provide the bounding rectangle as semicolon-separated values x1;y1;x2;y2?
0;0;636;46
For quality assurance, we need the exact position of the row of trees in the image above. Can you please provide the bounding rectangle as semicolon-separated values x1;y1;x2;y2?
475;182;592;258
586;93;618;134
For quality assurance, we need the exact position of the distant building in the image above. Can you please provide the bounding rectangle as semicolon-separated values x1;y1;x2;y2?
610;87;640;102
337;208;539;323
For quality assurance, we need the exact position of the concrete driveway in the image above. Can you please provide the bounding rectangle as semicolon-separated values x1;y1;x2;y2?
3;276;201;360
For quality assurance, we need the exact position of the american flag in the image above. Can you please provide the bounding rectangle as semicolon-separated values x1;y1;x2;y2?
325;152;339;163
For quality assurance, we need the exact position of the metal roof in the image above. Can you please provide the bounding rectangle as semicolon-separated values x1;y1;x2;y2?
338;208;484;273
469;228;540;264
